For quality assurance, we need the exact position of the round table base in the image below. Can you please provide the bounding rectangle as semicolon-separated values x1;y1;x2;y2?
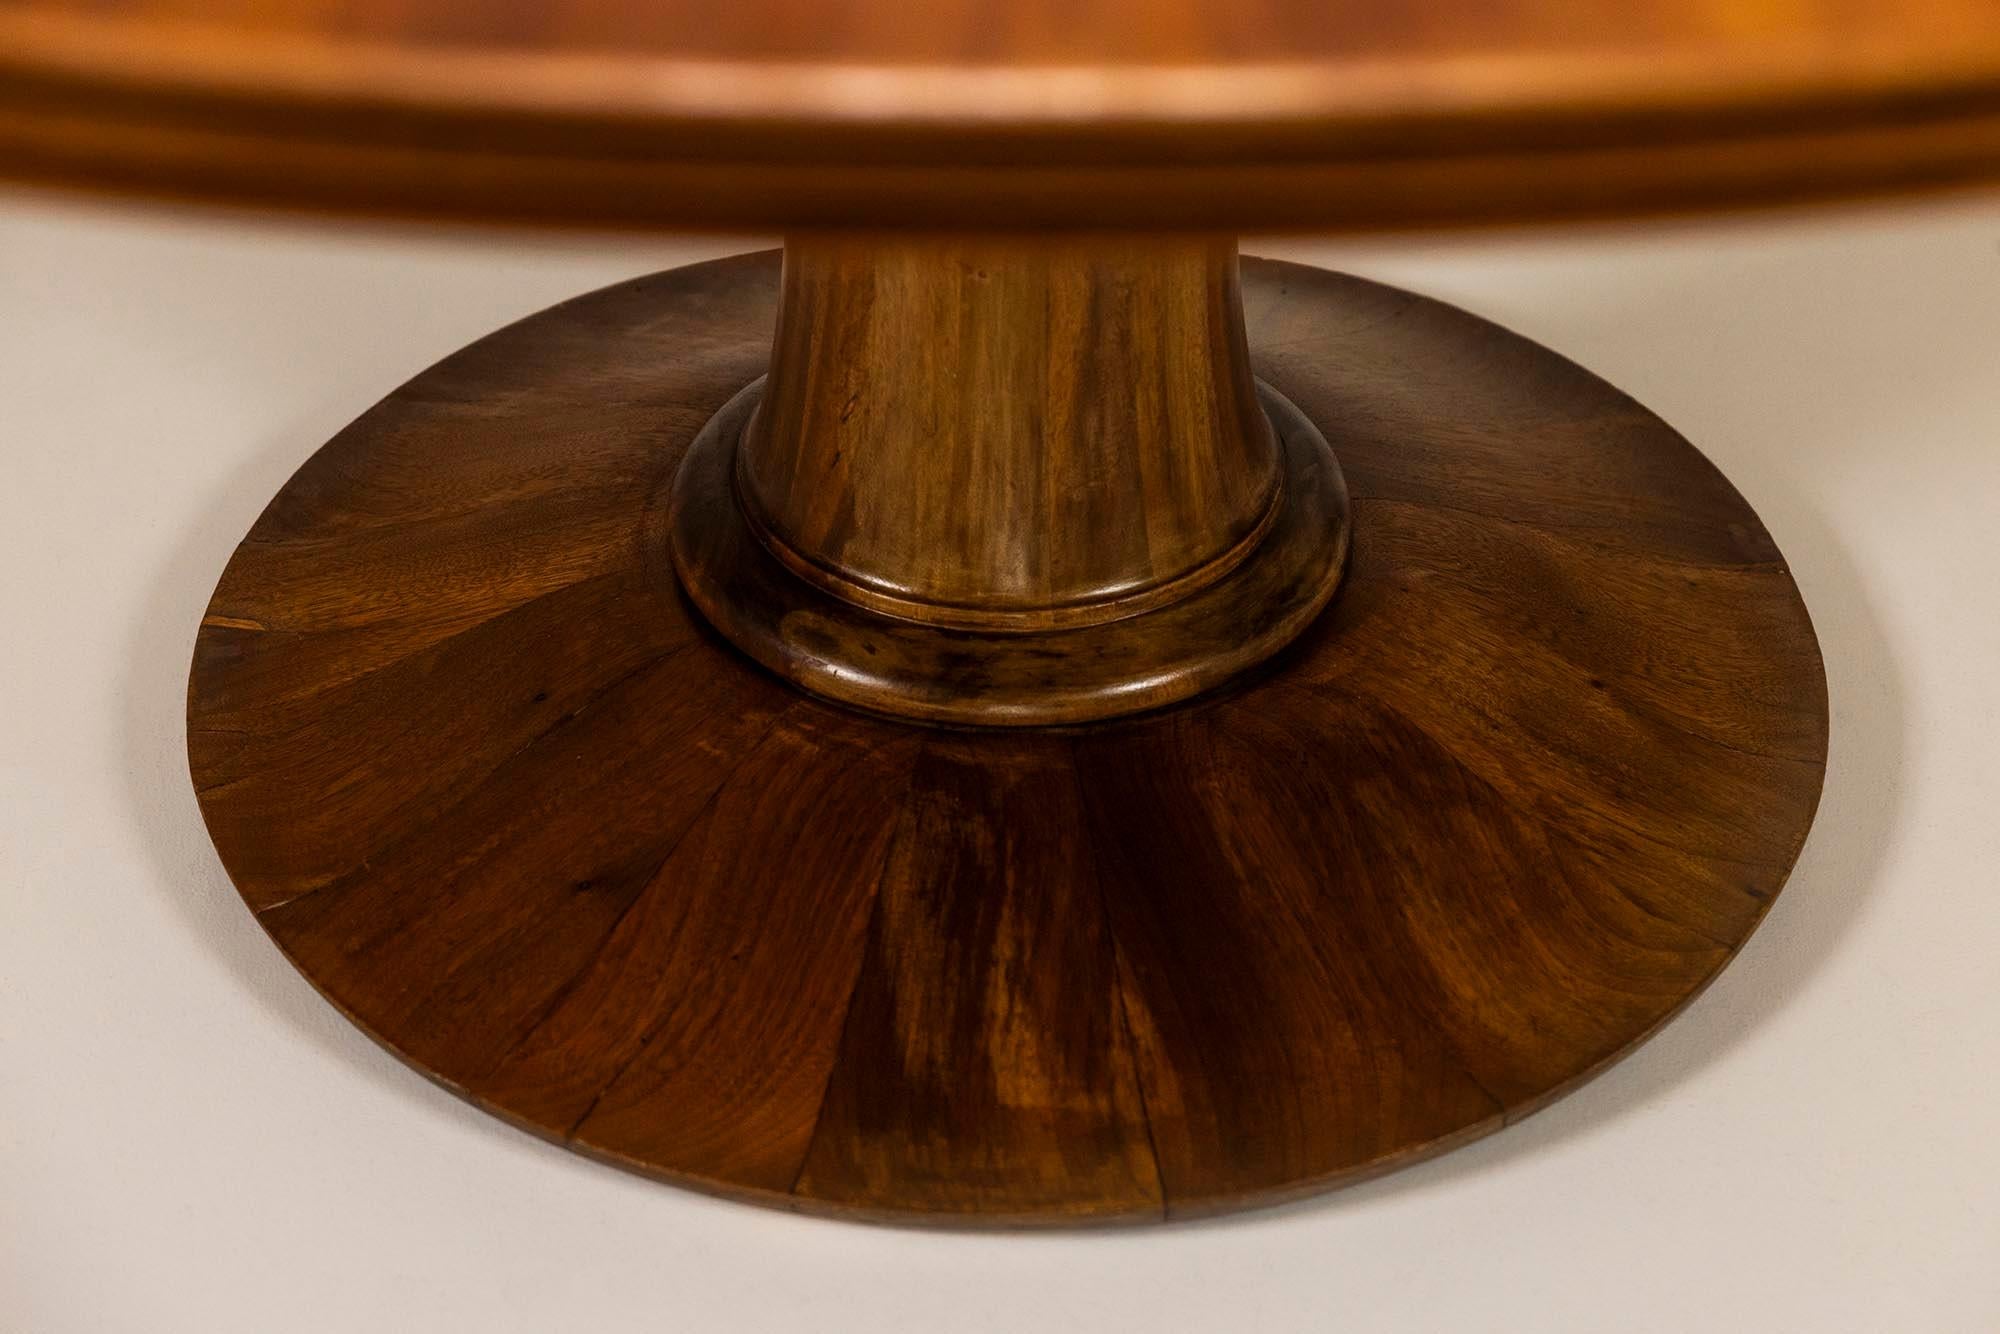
188;252;1827;1225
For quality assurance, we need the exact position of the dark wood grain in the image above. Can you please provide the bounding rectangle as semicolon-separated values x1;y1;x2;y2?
4;0;2000;229
793;737;1162;1221
672;380;1349;727
741;236;1277;631
670;234;1353;726
189;251;1828;1224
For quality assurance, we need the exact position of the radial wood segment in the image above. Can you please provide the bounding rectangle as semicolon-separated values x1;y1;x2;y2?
188;252;1828;1223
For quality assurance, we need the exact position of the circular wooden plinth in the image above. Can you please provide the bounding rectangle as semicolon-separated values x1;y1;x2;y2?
670;378;1350;726
188;251;1828;1225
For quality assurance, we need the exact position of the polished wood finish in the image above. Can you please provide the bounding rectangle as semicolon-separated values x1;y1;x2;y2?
5;0;2000;229
672;375;1348;726
671;235;1349;725
189;252;1828;1223
743;236;1275;632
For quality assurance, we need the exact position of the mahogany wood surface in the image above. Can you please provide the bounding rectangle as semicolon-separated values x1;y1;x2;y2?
673;374;1349;726
672;235;1350;725
3;0;1999;228
188;251;1829;1223
742;236;1275;631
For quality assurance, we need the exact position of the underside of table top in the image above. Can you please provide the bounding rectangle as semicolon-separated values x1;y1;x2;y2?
4;0;1999;229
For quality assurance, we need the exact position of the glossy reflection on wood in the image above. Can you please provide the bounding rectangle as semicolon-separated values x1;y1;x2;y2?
671;234;1350;726
189;252;1828;1224
742;235;1277;629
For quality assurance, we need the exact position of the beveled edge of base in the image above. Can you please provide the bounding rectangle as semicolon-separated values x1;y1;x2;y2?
666;378;1351;727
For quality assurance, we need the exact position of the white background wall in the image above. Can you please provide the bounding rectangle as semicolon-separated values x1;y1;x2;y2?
4;184;1997;1332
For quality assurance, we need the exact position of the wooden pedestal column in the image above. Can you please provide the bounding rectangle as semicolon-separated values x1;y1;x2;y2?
669;235;1350;725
